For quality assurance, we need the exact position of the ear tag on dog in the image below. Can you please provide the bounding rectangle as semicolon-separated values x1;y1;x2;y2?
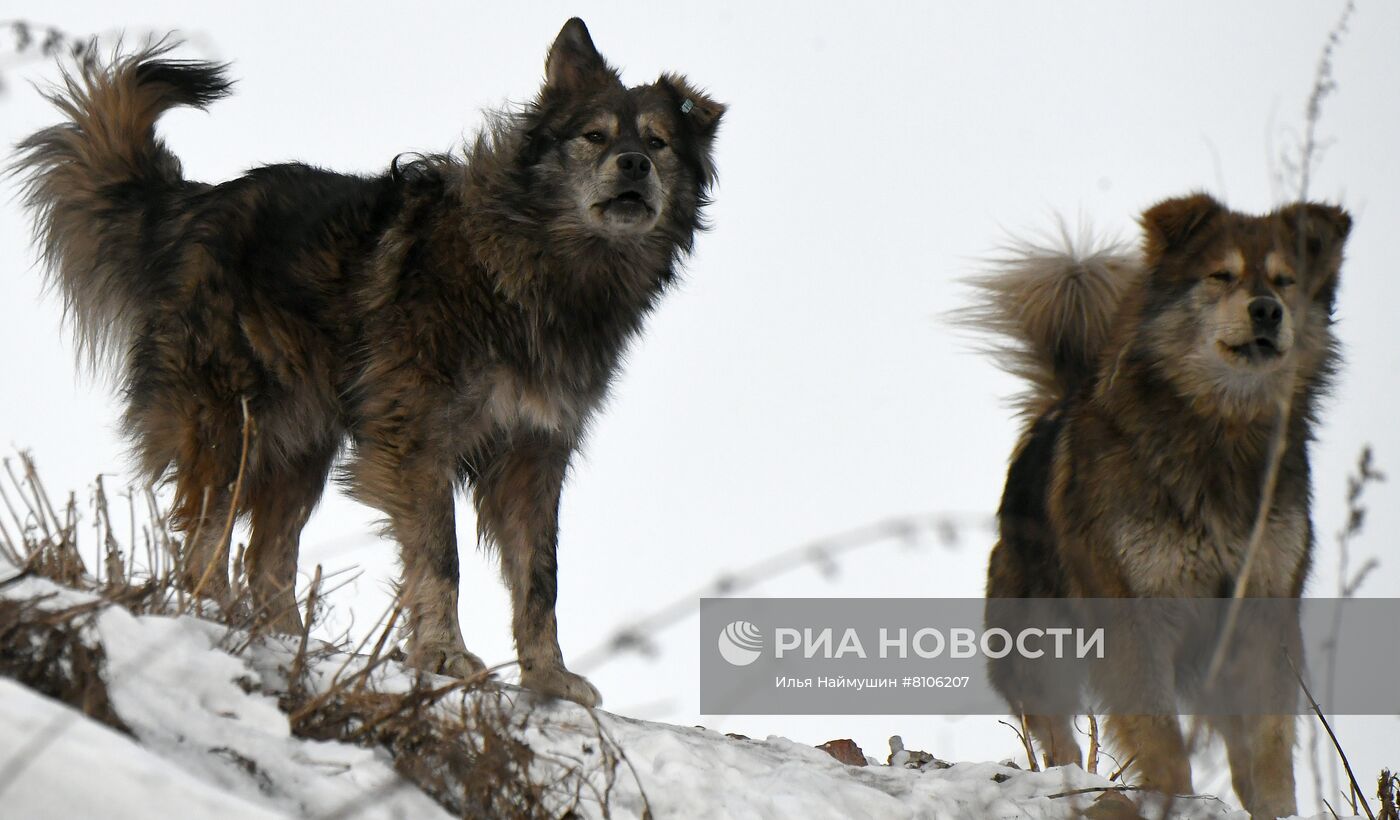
680;99;695;115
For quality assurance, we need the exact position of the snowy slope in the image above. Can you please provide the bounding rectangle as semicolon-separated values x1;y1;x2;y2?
0;561;1336;820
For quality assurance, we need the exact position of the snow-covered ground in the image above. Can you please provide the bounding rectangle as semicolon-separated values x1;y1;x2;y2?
2;557;1351;820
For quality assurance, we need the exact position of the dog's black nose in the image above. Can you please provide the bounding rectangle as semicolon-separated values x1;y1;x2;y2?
616;152;651;181
1249;296;1284;333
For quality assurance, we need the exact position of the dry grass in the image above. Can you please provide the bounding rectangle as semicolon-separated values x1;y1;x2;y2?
0;595;128;733
0;452;166;736
276;572;636;818
998;716;1040;772
0;453;637;819
286;670;564;818
1379;770;1398;820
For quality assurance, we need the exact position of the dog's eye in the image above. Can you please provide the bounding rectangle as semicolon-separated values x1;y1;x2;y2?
647;137;668;150
583;131;606;144
1209;270;1235;284
1273;276;1296;288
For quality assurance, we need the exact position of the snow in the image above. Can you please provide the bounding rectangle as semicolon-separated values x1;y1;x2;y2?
0;679;284;820
95;607;449;819
0;560;1341;818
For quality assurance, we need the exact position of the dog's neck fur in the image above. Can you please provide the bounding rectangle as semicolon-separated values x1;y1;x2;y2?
1089;336;1318;533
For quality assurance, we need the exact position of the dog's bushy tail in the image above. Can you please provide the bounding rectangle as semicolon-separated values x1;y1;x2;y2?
11;42;231;367
959;226;1141;416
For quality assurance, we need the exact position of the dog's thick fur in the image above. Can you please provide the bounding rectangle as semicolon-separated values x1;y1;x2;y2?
970;194;1351;817
13;19;724;706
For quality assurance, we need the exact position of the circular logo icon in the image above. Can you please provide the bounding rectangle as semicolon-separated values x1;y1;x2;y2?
718;620;763;666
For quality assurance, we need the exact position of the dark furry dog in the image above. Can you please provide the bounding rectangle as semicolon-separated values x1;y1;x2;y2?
14;18;724;705
969;194;1350;817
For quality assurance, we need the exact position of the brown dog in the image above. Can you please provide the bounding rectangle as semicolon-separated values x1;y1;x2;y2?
14;19;724;706
968;194;1350;817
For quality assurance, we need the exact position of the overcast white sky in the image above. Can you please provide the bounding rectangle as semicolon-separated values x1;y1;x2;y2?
2;1;1397;812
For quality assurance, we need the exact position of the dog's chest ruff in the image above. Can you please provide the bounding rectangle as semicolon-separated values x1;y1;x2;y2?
483;368;592;435
1114;506;1308;596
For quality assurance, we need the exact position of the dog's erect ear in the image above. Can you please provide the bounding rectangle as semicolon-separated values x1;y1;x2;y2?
658;74;725;189
1140;193;1223;258
659;73;726;139
545;18;612;93
1276;202;1352;259
1277;202;1352;298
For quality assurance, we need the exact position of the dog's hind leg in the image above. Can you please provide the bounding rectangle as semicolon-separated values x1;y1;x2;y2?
472;433;600;707
166;415;245;608
244;446;335;634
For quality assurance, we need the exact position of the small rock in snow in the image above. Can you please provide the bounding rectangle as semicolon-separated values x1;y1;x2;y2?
817;738;866;767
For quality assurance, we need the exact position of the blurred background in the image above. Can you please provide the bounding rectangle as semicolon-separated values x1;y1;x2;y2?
1;1;1394;811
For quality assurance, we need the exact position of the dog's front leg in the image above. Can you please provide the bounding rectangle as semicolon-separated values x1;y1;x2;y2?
349;424;484;679
473;432;600;707
395;482;487;678
1240;713;1297;819
1232;612;1302;819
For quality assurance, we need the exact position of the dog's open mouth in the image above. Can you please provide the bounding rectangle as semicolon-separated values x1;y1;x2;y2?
1219;337;1285;363
597;190;653;216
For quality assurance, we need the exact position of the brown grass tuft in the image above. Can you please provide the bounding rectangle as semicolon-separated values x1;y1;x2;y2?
2;454;636;818
0;596;128;733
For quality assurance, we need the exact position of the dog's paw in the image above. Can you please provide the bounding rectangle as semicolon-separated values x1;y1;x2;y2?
253;595;305;637
440;649;489;679
520;665;602;707
408;645;489;679
1245;796;1296;820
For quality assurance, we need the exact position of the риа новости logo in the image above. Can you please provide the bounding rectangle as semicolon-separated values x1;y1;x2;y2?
718;621;763;666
